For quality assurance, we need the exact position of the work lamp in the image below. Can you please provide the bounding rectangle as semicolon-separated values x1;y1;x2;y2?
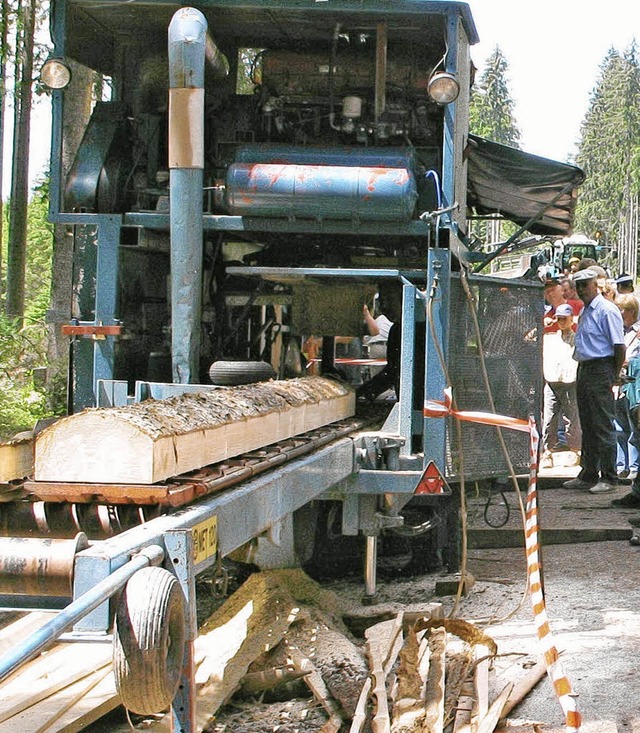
41;58;72;90
427;71;460;105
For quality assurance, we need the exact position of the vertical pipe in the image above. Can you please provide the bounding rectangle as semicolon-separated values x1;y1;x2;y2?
363;535;378;601
48;0;67;217
441;13;460;212
92;216;120;401
168;8;207;383
397;283;416;455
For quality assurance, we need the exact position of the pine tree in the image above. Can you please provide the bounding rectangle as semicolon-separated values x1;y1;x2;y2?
469;45;521;148
468;46;521;245
574;44;640;275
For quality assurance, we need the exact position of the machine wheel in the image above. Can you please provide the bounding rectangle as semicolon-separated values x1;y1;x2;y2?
113;566;186;715
209;360;276;386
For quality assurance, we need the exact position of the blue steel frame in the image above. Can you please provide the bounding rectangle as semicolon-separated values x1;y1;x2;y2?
45;0;467;413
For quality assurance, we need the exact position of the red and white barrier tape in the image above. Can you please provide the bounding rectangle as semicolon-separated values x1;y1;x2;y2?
424;388;581;731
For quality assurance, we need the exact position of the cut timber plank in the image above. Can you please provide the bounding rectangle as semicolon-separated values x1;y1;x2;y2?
0;642;114;733
452;678;474;733
0;667;118;733
0;655;110;724
475;683;513;733
499;658;547;720
0;436;33;482
0;612;53;658
35;377;354;484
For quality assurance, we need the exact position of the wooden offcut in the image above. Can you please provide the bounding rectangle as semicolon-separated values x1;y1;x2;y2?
34;377;354;485
0;435;33;483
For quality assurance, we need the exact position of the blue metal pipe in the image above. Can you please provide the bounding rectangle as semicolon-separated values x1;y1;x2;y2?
167;8;208;383
0;545;164;684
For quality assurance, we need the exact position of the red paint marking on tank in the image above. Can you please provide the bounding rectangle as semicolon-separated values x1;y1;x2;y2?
246;164;289;189
365;167;390;191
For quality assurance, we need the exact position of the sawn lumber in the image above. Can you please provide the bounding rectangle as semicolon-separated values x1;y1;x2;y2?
34;376;354;484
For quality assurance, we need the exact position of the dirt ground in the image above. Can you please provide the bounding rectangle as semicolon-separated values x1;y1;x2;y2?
213;478;640;733
87;476;640;733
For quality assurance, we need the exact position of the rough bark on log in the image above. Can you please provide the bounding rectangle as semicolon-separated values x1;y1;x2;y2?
34;377;354;484
390;625;431;733
258;605;369;720
350;614;404;733
422;627;446;733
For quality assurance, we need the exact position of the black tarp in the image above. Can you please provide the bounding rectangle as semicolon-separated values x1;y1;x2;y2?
466;134;586;236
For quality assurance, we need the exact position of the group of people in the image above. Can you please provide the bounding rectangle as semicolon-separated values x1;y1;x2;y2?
357;266;640;524
542;264;640;513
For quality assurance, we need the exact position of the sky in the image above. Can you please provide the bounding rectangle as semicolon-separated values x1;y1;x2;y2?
20;0;640;188
469;0;640;164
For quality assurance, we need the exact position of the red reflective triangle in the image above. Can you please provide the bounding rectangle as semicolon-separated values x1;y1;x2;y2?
415;461;447;494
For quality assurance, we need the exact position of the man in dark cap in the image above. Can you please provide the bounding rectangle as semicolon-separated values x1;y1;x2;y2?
563;268;625;494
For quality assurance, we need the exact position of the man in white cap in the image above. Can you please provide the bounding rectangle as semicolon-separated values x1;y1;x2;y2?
563;268;625;493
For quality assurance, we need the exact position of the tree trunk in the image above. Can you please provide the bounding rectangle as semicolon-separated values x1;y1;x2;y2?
5;0;36;322
0;0;10;299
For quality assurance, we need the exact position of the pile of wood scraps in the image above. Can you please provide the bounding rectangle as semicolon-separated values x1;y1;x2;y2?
0;569;587;733
121;569;557;733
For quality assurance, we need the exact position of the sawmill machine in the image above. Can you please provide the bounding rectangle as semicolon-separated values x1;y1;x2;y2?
0;0;585;722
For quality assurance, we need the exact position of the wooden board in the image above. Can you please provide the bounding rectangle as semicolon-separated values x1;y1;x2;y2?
35;377;355;485
0;640;114;733
0;437;33;482
0;666;118;733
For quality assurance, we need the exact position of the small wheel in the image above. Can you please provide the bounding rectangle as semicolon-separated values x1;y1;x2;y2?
209;360;276;386
113;566;186;714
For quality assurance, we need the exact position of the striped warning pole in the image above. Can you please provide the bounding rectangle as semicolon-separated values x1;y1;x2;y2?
424;389;581;732
525;416;581;732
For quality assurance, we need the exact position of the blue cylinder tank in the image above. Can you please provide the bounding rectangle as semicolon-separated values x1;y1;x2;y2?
225;160;418;221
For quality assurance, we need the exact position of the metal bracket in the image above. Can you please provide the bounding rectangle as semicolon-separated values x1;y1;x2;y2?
61;321;122;340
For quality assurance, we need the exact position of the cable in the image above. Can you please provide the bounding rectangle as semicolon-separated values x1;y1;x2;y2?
483;487;510;528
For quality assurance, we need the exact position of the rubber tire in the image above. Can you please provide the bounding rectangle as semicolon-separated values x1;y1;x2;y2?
113;566;186;715
208;360;276;386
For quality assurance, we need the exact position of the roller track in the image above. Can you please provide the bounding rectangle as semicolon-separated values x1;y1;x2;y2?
0;418;365;540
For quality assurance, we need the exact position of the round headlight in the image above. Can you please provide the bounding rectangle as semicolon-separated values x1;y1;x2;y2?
427;71;460;105
41;58;72;90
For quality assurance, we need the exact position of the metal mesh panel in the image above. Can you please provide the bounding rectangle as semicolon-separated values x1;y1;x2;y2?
445;274;543;479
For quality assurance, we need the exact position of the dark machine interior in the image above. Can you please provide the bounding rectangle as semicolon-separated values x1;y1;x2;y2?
60;2;461;384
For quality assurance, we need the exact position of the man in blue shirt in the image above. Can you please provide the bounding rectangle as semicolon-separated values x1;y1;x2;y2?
563;268;625;494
